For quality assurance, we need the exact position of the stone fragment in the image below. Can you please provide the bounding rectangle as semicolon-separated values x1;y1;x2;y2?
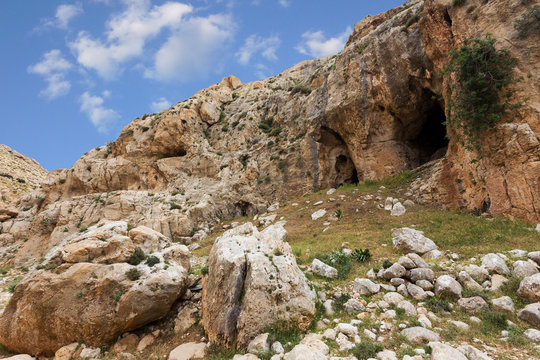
429;342;467;360
409;268;434;283
382;263;406;280
401;327;440;344
481;254;510;275
344;298;365;314
457;271;483;291
391;202;406;216
513;260;539;278
463;265;490;282
311;259;338;279
524;329;540;342
391;228;438;255
169;343;206;360
247;333;269;355
311;209;326;220
434;275;462;299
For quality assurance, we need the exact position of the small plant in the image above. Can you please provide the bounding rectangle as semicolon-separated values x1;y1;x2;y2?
127;223;134;231
8;276;23;293
351;248;371;262
59;178;66;184
170;201;181;210
201;266;209;276
289;83;311;95
317;249;352;279
114;291;123;301
76;291;83;298
425;296;452;313
334;209;342;219
145;256;160;267
382;259;393;269
514;5;540;39
126;268;141;281
79;226;88;232
126;248;146;265
480;310;507;334
351;338;383;359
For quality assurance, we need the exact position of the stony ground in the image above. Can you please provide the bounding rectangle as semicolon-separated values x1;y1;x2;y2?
1;173;539;360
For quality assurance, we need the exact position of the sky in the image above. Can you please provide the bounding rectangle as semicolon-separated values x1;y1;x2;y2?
0;0;404;171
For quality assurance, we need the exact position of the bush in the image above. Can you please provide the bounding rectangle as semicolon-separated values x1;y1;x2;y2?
442;35;520;150
126;268;141;281
514;5;540;39
451;0;466;6
351;338;383;359
126;248;146;265
317;249;352;279
425;296;452;313
351;248;371;262
290;84;311;95
145;256;160;267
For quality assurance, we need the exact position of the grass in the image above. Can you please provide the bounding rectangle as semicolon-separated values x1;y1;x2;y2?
351;338;383;359
7;276;23;293
266;323;303;352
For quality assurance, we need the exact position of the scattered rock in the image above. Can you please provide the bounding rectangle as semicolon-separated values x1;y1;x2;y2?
271;341;285;354
481;254;510;275
382;263;407;280
247;333;269;355
169;342;206;360
491;296;515;314
489;274;508;291
429;342;467;360
457;271;483;291
463;265;490;283
112;333;139;353
344;298;365;314
457;344;493;360
524;328;540;342
136;334;155;352
311;209;326;221
377;349;398;360
529;251;540;266
518;273;540;302
434;275;462;299
456;297;488;313
517;302;540;328
352;278;380;295
391;228;438;255
391;202;406;216
312;259;338;279
409;268;434;283
513;260;539;278
407;283;428;301
174;304;198;334
54;343;78;360
401;327;440;344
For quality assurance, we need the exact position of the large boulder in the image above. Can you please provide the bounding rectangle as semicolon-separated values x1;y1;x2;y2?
518;303;540;328
0;222;190;356
391;228;438;255
202;222;315;348
434;275;462;299
481;254;510;275
518;273;540;302
401;327;440;344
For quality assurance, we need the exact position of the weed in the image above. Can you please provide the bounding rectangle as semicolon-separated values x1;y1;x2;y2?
266;323;303;352
316;249;353;279
335;209;342;219
126;268;141;281
170;201;181;210
351;338;383;359
452;0;466;6
114;291;123;301
8;276;23;293
126;248;146;265
145;256;160;267
480;310;507;334
351;248;371;262
426;296;452;313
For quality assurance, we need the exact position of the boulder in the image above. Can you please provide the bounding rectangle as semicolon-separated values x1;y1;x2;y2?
407;283;427;301
481;254;510;275
518;273;540;302
491;296;515;314
311;259;338;279
463;265;490;283
429;342;467;360
524;329;540;342
169;342;206;360
2;356;36;360
401;327;440;344
434;275;462;299
529;251;540;266
202;223;315;348
344;298;365;314
457;271;484;291
398;256;417;269
406;253;429;268
112;334;139;353
512;260;539;278
352;278;380;295
247;333;269;355
518;302;540;328
391;228;438;255
382;263;406;280
409;268;434;283
456;297;488;314
0;224;190;356
458;344;494;360
54;343;78;360
311;209;326;221
383;292;404;305
390;202;406;216
283;334;328;360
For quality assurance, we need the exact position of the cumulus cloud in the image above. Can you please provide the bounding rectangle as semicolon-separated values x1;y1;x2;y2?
296;27;351;58
56;3;84;28
28;50;73;99
79;91;120;132
145;14;235;81
69;0;193;79
237;34;280;65
151;97;171;112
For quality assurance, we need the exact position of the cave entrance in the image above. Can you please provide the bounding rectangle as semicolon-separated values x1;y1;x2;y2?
317;127;358;188
408;98;448;166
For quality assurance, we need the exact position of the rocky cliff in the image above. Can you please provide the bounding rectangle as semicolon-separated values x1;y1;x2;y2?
1;0;538;266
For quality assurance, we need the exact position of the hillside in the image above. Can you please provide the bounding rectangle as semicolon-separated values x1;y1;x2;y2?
0;0;539;359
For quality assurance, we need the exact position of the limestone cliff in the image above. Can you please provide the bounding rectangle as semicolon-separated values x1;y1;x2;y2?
1;0;538;265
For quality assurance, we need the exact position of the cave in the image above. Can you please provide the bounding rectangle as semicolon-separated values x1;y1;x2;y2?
407;98;448;166
317;127;359;188
160;145;187;158
233;201;255;218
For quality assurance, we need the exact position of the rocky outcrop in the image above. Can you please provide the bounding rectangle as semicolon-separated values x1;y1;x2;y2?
0;221;190;356
202;222;315;348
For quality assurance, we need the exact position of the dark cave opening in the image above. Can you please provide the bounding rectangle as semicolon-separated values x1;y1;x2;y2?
409;101;448;165
318;127;359;188
161;145;187;158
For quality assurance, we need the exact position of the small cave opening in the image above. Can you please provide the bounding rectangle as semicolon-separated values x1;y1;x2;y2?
317;127;359;188
233;201;255;218
160;145;187;158
407;97;448;166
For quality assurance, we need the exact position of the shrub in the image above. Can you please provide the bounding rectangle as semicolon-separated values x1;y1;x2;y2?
114;291;123;301
317;249;352;279
451;0;466;6
351;248;371;262
126;268;141;281
442;35;520;150
126;248;146;265
514;5;540;39
145;256;160;267
170;201;181;210
382;259;393;269
351;338;383;359
201;266;209;275
289;83;311;95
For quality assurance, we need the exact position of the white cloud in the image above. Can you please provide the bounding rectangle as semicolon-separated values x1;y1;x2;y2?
151;97;171;112
69;0;193;79
55;3;84;29
28;50;73;99
145;14;235;81
79;91;120;132
278;0;290;7
296;27;351;58
237;34;280;65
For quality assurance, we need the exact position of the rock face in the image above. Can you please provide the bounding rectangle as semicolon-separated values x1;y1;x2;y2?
202;222;315;348
0;221;190;356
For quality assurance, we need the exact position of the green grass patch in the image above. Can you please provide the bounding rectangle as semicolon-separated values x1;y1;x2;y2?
7;276;23;293
315;249;353;279
351;337;383;359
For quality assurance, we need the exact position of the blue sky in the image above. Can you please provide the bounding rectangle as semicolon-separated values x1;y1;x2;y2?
0;0;404;171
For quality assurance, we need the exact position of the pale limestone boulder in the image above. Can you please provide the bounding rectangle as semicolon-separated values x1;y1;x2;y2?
409;268;434;283
377;350;398;360
407;283;427;301
481;254;510;275
524;329;540;342
463;265;490;283
491;296;515;314
512;260;539;278
284;334;328;360
112;333;139;353
247;333;270;355
202;223;315;348
429;342;467;360
518;273;540;302
401;327;440;344
529;252;540;266
311;259;338;279
0;227;190;356
382;263;406;280
169;342;206;360
352;278;380;295
390;202;406;216
434;275;462;299
457;271;483;291
391;228;437;255
456;297;488;314
518;302;540;328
